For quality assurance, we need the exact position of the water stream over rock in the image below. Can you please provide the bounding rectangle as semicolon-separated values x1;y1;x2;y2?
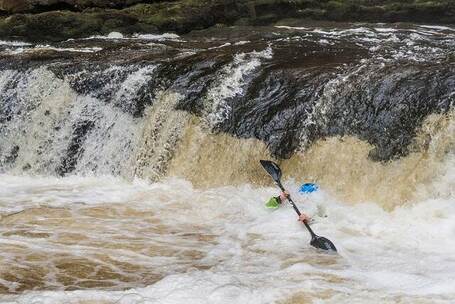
0;23;454;303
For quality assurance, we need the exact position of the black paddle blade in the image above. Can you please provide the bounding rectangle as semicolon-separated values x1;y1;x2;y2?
260;160;282;183
310;236;337;252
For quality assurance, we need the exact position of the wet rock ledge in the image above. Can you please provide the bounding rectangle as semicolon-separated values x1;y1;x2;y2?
0;0;454;42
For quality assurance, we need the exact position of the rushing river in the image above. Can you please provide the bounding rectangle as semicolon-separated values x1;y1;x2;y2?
0;23;454;303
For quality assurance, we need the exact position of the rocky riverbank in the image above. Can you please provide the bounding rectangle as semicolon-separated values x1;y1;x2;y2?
0;0;454;42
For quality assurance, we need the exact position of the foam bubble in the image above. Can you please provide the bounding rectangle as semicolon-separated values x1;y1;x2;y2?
108;32;124;39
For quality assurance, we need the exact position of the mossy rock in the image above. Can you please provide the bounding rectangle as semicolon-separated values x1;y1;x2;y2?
0;0;454;42
0;10;153;41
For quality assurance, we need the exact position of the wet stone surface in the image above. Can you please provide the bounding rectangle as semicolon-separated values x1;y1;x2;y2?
0;24;454;177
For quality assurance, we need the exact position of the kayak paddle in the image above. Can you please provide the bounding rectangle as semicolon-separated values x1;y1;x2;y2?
260;160;337;252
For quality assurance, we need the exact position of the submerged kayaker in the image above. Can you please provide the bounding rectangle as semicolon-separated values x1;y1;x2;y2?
266;190;311;223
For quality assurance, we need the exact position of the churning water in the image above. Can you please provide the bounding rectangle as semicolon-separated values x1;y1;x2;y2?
0;23;454;303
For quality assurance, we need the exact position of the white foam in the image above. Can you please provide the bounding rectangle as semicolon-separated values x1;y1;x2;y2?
275;25;309;31
0;162;454;303
0;40;32;46
420;25;455;31
208;42;231;50
134;33;181;41
205;47;273;127
318;39;332;45
374;27;398;33
234;41;250;46
81;32;180;41
2;45;102;55
35;45;103;53
108;31;124;39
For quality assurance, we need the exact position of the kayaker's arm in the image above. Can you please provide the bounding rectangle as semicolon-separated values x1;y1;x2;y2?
265;191;288;209
265;191;311;223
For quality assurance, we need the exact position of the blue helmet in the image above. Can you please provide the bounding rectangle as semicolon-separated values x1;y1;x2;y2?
299;183;318;193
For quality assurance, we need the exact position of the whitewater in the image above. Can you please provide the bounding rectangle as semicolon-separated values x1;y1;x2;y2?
1;164;454;303
0;23;454;303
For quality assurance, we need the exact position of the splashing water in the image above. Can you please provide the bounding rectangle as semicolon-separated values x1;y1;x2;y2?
0;23;454;304
0;167;454;303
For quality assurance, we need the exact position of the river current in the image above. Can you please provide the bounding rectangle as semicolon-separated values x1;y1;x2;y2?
0;23;454;303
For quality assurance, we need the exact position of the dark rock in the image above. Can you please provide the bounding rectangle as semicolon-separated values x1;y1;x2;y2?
0;1;454;42
0;0;32;13
56;120;94;176
0;0;153;13
4;145;19;164
0;10;160;41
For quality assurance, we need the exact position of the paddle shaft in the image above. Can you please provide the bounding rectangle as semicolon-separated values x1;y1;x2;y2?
275;181;317;239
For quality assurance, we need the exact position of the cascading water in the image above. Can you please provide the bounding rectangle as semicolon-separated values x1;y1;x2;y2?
0;24;454;303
